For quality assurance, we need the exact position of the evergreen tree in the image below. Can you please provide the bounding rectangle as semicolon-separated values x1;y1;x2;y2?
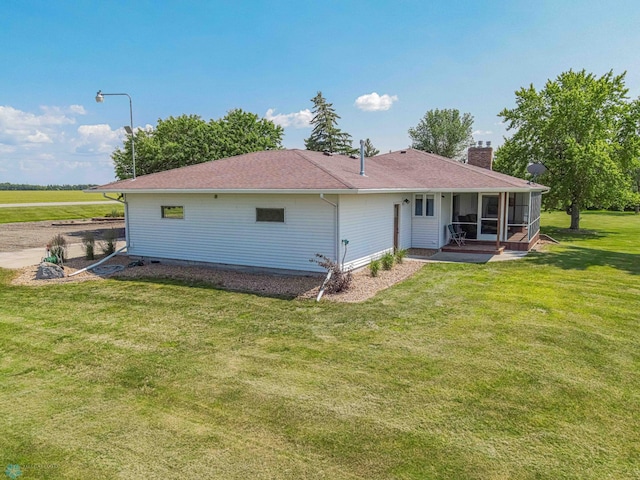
363;138;380;157
304;92;355;155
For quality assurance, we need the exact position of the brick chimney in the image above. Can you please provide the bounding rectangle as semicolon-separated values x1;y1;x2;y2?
467;140;493;170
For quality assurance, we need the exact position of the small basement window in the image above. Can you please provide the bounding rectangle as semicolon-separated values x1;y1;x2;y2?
256;208;285;223
161;206;184;219
414;194;434;217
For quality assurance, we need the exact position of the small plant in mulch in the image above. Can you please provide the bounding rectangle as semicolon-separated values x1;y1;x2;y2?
310;253;353;293
381;252;395;271
82;232;96;260
100;229;118;256
394;249;407;264
369;259;381;277
48;234;67;263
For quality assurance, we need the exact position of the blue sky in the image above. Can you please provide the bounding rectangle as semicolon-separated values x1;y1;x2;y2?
1;0;639;185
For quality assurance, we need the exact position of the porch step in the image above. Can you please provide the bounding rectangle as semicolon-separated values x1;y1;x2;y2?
441;244;505;255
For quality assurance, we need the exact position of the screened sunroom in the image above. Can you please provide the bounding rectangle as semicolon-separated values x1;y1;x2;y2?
450;191;542;250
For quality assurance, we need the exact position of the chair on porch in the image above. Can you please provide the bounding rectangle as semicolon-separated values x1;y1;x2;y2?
447;224;466;246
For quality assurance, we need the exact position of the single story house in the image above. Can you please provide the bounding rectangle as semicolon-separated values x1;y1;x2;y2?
90;145;548;273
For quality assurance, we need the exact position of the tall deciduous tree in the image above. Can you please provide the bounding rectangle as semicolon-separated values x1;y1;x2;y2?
408;108;474;161
112;109;283;180
304;92;355;155
494;70;640;229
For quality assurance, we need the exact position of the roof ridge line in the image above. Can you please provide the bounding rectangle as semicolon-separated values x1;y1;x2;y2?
294;150;357;190
410;148;527;188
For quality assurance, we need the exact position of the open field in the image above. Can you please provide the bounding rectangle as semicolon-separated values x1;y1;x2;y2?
0;205;124;224
0;190;123;224
0;211;638;479
0;190;108;204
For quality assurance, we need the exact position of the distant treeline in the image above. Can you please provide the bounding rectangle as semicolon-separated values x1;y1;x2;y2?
0;183;98;191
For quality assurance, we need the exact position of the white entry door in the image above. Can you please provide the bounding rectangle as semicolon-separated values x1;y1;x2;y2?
478;194;499;240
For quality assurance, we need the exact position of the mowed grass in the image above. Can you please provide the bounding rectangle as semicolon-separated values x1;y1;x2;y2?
0;190;107;204
0;190;123;224
0;204;124;224
0;211;638;479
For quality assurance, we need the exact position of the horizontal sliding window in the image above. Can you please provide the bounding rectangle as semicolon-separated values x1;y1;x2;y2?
256;207;285;223
161;206;184;219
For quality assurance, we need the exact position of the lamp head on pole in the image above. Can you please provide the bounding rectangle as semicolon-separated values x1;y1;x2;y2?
95;90;104;103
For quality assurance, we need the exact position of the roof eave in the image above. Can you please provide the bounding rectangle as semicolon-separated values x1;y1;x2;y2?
89;185;549;195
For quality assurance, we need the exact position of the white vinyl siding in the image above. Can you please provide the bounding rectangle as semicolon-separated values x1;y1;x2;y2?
126;193;334;272
411;193;440;248
338;194;409;270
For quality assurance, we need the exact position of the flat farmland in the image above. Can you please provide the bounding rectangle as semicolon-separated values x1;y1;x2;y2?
0;190;108;204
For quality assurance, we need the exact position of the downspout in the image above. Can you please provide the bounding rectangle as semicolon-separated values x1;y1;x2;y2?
320;194;339;266
102;193;130;250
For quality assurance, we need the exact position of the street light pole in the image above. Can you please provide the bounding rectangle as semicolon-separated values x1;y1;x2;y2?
95;90;136;180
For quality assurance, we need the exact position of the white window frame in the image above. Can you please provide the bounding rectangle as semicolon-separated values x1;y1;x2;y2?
413;194;435;217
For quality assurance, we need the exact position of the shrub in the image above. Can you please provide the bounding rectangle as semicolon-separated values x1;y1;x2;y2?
394;248;407;264
310;253;353;294
381;252;395;270
82;232;95;260
106;208;124;218
369;259;381;277
48;234;67;263
100;229;118;256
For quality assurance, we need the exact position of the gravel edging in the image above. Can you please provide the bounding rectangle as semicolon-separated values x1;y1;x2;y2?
9;255;426;303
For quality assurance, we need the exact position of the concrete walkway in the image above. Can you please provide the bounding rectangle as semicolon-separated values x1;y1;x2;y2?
0;201;119;208
410;250;529;264
0;242;127;269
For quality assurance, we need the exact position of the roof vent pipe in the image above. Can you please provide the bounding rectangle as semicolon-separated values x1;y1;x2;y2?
359;139;365;176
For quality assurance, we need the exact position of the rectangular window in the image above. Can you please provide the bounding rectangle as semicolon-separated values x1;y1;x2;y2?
256;207;285;223
425;195;434;216
414;195;423;216
161;206;184;219
414;194;434;217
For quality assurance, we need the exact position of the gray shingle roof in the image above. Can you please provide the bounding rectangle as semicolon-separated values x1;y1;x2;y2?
92;148;546;192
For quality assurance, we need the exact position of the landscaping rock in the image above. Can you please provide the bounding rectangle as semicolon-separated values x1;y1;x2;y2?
36;262;65;280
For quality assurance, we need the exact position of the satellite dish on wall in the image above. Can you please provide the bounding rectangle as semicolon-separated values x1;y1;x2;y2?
527;163;547;176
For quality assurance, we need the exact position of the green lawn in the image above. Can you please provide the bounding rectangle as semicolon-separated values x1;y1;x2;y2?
0;211;638;479
0;205;124;224
0;190;123;224
0;190;108;204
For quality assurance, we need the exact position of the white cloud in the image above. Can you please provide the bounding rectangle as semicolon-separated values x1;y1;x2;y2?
0;143;16;154
0;105;80;147
69;105;87;115
354;92;398;111
472;129;493;136
26;130;53;144
265;108;313;128
75;124;123;154
0;104;122;185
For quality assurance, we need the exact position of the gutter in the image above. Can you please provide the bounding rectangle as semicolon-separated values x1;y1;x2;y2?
319;194;339;265
92;186;548;195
